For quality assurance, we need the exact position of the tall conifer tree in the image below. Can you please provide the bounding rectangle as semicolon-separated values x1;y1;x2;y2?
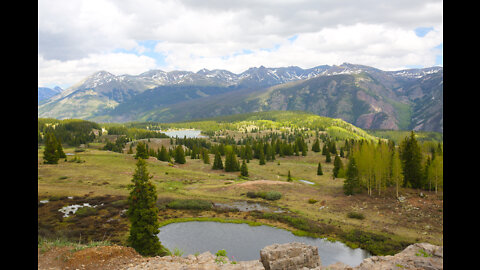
400;131;423;188
127;158;167;256
135;142;149;159
43;132;59;164
240;159;249;177
212;151;224;170
317;162;323;175
174;145;186;164
344;157;360;195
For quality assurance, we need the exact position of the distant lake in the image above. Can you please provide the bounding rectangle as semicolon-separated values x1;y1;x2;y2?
161;129;207;139
158;221;370;267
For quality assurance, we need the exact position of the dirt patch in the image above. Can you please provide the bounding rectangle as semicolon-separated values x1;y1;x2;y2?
38;245;143;270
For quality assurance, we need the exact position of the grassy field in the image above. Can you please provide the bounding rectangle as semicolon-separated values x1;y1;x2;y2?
38;136;443;255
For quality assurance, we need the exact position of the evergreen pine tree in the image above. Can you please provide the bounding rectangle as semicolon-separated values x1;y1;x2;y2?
269;144;276;161
294;143;299;156
317;162;323;175
322;144;328;156
135;142;149;159
259;147;266;165
330;141;337;155
174;145;186;164
56;138;66;159
265;144;272;161
212;151;224;170
240;159;249;177
245;143;253;162
325;151;331;163
158;145;169;161
312;139;320;152
301;144;307;156
202;149;210;164
287;170;292;182
224;148;239;172
344;157;360;195
400;131;423;188
43;132;60;164
333;155;343;178
127;158;167;256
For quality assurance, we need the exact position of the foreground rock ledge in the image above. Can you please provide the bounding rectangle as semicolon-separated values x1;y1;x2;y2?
123;242;443;270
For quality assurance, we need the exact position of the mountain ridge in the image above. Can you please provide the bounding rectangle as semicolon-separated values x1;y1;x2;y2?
38;63;443;132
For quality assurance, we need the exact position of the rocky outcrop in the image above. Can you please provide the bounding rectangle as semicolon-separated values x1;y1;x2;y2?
260;242;321;270
124;251;264;269
115;242;444;270
348;243;443;270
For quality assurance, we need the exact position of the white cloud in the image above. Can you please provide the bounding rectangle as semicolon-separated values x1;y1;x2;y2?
38;53;157;88
38;0;443;87
151;23;442;73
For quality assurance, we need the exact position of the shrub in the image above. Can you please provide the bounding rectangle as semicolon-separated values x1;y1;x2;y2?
215;249;228;264
75;206;98;217
341;229;410;255
245;191;282;201
216;249;227;257
347;212;365;220
308;199;318;204
264;191;282;201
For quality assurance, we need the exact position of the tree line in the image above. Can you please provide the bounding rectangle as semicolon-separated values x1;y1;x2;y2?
343;131;443;196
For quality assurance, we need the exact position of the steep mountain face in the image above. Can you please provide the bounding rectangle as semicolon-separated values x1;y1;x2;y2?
38;63;443;132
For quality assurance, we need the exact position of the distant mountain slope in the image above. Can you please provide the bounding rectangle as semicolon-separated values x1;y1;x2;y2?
38;63;443;132
38;86;62;103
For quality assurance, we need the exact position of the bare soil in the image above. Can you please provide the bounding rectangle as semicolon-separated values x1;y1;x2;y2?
38;245;143;270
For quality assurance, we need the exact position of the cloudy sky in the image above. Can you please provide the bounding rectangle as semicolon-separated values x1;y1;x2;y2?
38;0;443;89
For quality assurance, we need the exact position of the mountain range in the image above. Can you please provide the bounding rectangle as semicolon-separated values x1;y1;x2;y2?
38;63;443;132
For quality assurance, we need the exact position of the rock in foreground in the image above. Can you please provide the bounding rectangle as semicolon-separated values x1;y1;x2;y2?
260;242;321;270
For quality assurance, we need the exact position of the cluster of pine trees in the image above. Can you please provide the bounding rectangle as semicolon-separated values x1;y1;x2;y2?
343;131;443;196
106;126;169;140
38;119;99;146
103;136;130;153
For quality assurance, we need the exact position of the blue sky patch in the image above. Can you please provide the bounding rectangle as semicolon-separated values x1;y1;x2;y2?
414;27;434;37
288;34;298;43
113;40;166;66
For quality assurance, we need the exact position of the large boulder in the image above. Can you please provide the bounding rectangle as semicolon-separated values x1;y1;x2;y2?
260;242;321;270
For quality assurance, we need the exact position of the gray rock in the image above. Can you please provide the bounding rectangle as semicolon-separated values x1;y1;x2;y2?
260;242;321;270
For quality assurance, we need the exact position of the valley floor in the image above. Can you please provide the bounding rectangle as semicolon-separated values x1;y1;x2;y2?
38;141;443;258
